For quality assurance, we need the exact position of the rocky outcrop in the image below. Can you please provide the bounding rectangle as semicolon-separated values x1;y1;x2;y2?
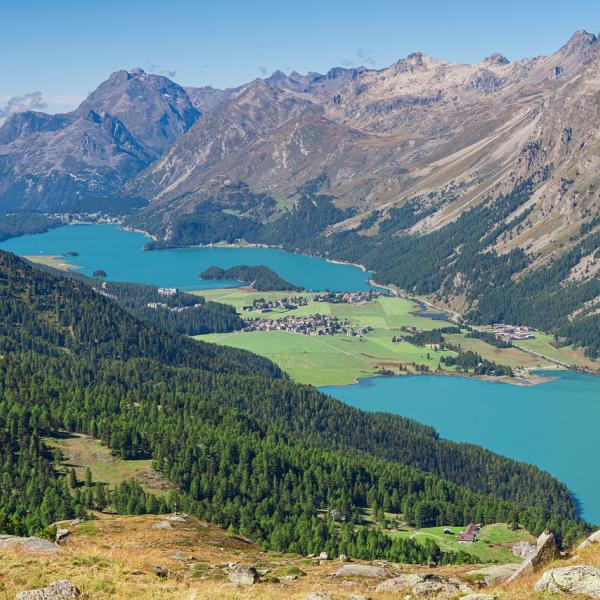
0;535;58;554
227;565;259;585
375;573;426;592
535;566;600;597
333;564;390;578
506;531;560;583
578;530;600;550
376;573;472;598
466;564;520;586
511;540;537;559
15;580;80;599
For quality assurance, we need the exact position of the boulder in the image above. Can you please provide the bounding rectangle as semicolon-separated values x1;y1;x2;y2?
152;520;173;530
304;594;333;600
506;530;560;583
228;565;259;585
333;564;389;578
466;563;520;585
347;595;370;600
166;513;189;522
376;573;426;592
16;580;80;600
411;575;472;599
55;529;70;542
0;535;59;555
578;530;600;551
460;595;497;600
338;553;350;562
376;573;472;598
151;565;168;578
318;551;329;560
535;566;600;598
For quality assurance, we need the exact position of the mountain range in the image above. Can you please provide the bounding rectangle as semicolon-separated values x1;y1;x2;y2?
0;30;599;353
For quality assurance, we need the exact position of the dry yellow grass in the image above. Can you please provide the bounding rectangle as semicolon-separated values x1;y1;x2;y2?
1;514;599;599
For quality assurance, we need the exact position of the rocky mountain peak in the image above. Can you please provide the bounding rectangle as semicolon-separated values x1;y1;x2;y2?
561;29;597;55
484;52;510;66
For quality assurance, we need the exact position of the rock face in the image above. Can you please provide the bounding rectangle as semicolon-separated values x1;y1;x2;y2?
333;563;390;578
512;540;537;559
0;535;59;554
227;565;259;585
535;566;600;598
579;530;600;550
375;573;472;598
129;29;600;271
506;531;560;583
15;580;80;600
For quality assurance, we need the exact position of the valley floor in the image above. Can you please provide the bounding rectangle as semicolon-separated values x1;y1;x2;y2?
194;289;593;387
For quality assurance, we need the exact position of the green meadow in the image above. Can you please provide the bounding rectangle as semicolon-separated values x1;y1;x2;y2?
194;288;594;386
196;290;463;385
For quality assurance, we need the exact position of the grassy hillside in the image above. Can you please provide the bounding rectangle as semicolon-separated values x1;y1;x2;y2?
2;514;599;599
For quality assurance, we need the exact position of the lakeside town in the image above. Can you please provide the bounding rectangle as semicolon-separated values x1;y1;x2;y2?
242;314;374;337
242;290;388;313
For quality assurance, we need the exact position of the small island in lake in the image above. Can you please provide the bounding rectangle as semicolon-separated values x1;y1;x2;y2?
200;265;303;291
92;269;107;278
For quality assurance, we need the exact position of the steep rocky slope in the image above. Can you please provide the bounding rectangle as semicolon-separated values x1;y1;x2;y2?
0;68;199;210
129;31;600;265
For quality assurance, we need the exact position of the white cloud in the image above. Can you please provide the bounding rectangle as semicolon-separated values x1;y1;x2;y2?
0;92;47;120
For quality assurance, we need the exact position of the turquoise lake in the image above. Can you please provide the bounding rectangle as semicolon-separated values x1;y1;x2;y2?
2;223;599;523
0;224;375;291
322;370;600;524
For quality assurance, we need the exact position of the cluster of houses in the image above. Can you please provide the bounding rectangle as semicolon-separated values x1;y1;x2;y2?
146;301;203;313
493;324;534;340
242;296;309;313
157;287;178;297
242;291;388;314
242;314;373;337
312;291;388;304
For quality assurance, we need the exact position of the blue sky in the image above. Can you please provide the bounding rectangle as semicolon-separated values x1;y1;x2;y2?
2;0;600;114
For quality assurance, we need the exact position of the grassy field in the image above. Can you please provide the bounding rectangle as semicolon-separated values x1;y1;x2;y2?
24;254;80;271
195;289;566;386
511;330;599;370
444;333;555;370
46;432;173;495
390;523;533;564
200;329;455;386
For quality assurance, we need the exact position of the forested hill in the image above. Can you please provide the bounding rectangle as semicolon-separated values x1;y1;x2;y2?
200;264;303;291
0;251;278;377
0;251;590;554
